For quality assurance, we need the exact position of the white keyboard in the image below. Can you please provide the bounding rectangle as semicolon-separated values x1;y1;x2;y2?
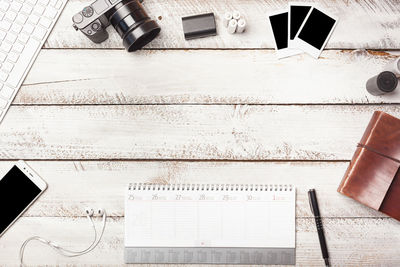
0;0;67;123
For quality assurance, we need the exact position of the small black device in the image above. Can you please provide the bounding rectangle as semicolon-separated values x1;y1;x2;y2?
0;161;47;237
308;189;330;267
72;0;160;52
181;13;216;40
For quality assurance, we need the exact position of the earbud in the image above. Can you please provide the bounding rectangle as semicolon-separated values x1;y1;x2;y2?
85;207;94;217
96;208;105;216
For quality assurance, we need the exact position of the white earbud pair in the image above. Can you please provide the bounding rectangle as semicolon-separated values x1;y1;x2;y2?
19;207;107;266
85;207;105;217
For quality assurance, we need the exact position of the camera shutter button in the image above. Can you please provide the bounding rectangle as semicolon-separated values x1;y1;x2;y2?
73;14;83;23
82;6;94;17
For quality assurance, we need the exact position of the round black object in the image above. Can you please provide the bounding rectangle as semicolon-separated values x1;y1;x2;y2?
377;71;398;92
108;0;160;52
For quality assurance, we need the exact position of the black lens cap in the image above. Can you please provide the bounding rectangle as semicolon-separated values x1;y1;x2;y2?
377;71;398;92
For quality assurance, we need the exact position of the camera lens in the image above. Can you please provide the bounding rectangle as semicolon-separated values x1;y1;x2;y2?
109;0;160;52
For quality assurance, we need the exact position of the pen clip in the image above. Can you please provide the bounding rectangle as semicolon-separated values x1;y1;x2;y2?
308;190;315;215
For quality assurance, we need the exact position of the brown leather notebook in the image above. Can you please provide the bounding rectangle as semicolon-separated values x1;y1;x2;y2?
338;111;400;221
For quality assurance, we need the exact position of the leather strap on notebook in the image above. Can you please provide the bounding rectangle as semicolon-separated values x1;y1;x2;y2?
357;143;400;164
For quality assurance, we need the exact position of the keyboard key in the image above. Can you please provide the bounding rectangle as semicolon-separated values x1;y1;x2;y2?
7;51;19;63
0;20;12;31
54;0;62;9
39;17;52;28
28;14;39;24
49;0;57;7
5;32;17;43
0;30;6;40
44;6;57;18
10;1;22;12
12;42;24;53
0;52;6;62
33;26;47;40
16;13;28;24
0;98;7;108
38;0;49;6
33;5;44;15
18;32;30;43
21;3;33;14
11;23;23;34
0;85;14;99
5;10;17;21
0;1;10;12
23;23;35;34
7;38;40;87
27;0;38;5
2;62;14;73
0;71;9;82
1;42;12;53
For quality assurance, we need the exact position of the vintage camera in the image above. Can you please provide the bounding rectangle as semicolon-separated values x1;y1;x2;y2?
72;0;160;52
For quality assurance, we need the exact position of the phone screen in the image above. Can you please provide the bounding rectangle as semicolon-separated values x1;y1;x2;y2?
0;166;42;235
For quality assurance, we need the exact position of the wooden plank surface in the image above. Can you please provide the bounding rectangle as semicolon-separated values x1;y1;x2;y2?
0;217;399;266
1;105;400;160
15;49;400;105
0;161;387;218
46;0;400;49
2;0;400;265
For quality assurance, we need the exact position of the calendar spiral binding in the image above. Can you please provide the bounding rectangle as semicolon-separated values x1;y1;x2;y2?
128;183;293;192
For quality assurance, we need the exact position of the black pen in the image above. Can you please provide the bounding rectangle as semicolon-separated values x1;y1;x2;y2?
308;189;330;267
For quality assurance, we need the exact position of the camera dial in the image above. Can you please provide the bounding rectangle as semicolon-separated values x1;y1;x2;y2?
82;6;94;17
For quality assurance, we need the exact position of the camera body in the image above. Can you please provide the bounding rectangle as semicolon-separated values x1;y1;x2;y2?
72;0;160;52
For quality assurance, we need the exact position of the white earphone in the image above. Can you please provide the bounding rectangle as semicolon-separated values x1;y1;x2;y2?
19;207;107;266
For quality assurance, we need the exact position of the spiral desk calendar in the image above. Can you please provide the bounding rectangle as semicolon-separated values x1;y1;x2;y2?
125;183;296;264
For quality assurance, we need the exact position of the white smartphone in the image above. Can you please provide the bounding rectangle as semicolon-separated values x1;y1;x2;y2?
0;160;47;237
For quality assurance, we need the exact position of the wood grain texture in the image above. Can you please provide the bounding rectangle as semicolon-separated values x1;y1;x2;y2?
2;105;400;160
1;0;399;265
46;0;400;49
0;217;399;266
15;49;400;105
0;161;388;218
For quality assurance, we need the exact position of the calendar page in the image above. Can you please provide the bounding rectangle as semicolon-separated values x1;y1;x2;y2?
125;184;295;248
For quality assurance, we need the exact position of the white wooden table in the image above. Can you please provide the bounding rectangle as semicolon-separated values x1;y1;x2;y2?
1;0;400;266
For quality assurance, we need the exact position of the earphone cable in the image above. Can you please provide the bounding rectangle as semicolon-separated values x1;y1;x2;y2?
19;211;106;266
55;214;98;255
57;213;106;257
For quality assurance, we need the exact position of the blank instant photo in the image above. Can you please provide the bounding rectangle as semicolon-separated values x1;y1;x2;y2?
268;10;302;59
288;2;312;48
293;7;338;58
